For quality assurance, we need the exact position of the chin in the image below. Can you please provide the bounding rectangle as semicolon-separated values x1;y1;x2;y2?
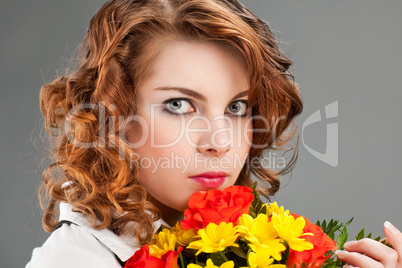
177;203;190;212
164;201;188;213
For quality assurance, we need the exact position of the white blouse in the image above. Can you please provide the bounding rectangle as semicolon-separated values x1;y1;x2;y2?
26;202;169;268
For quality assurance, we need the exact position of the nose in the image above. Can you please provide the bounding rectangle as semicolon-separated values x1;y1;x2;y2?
194;115;232;158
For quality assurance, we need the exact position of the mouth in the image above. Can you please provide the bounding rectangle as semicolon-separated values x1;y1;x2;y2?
189;171;227;188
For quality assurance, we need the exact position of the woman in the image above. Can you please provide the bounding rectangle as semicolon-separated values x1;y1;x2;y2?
27;0;402;267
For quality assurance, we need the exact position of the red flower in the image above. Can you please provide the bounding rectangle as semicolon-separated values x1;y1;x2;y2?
161;247;182;268
286;214;338;268
124;245;183;268
180;185;254;230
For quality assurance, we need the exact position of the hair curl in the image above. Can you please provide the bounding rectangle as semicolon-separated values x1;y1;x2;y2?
39;0;303;246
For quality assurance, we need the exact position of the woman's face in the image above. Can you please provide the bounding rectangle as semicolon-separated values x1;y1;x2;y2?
127;39;253;214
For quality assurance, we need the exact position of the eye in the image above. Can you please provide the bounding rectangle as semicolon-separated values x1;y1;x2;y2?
226;100;249;117
162;98;195;115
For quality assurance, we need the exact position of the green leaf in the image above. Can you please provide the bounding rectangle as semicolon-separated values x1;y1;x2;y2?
250;182;266;218
337;227;348;250
355;228;365;240
318;217;354;243
251;181;258;190
374;235;381;241
343;217;354;227
229;246;247;259
380;239;394;249
210;252;225;266
260;204;267;215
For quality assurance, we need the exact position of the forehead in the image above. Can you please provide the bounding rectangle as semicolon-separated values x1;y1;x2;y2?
136;39;249;99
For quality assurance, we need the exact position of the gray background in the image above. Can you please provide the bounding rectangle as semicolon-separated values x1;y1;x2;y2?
1;0;401;266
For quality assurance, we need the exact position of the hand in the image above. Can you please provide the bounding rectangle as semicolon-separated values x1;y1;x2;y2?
335;221;402;267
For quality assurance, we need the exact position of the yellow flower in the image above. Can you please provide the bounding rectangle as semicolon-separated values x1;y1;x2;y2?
171;222;198;246
246;248;287;268
188;259;234;268
187;222;239;255
149;228;177;258
270;212;314;252
237;214;285;260
266;202;289;218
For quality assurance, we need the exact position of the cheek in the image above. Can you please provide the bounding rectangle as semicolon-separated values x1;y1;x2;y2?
239;117;253;151
127;113;185;149
246;120;253;147
152;121;183;146
150;113;190;146
239;119;252;167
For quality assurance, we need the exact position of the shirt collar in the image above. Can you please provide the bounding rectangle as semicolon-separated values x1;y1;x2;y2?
59;202;170;261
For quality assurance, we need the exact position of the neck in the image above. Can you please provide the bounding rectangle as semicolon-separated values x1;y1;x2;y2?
148;196;184;227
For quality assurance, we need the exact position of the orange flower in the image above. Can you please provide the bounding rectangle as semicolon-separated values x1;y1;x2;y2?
180;186;254;230
286;214;337;268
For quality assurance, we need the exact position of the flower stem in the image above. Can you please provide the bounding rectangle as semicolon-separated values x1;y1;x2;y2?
282;246;289;263
220;251;229;262
179;253;185;268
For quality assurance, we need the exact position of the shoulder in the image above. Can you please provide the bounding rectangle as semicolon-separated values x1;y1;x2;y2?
26;223;122;268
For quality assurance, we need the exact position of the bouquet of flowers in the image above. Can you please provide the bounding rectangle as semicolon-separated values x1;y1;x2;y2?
124;183;388;268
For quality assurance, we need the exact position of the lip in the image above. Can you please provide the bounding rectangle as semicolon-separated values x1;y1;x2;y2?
190;171;227;178
189;171;227;188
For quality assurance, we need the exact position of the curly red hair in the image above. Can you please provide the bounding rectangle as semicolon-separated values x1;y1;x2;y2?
39;0;303;246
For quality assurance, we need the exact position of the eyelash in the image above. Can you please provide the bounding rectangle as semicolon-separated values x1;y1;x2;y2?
161;98;249;117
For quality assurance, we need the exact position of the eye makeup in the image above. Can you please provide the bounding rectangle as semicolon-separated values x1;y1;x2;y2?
161;98;196;117
161;98;249;117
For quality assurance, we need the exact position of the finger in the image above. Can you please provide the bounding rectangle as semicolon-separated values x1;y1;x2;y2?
343;238;397;266
384;221;402;265
335;250;382;267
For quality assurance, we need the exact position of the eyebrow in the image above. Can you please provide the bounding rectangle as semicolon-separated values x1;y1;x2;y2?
153;86;248;102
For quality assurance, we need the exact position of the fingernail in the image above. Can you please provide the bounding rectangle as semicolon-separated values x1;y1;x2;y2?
334;250;347;257
384;221;399;234
343;241;357;248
